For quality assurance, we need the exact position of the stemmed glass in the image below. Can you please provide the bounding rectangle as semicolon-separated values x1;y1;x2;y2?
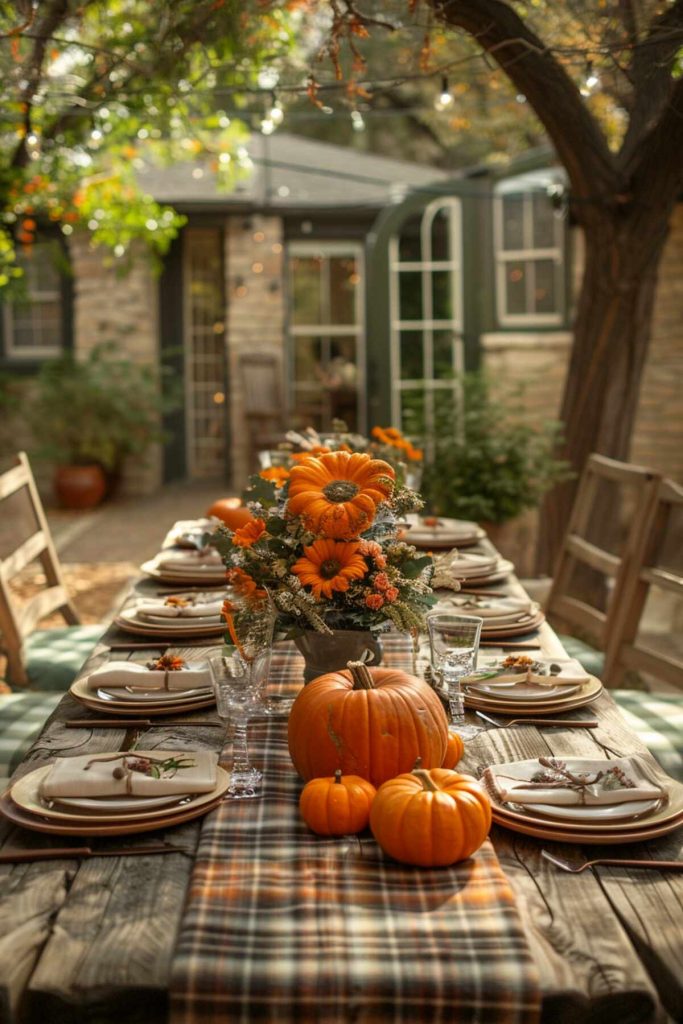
427;613;484;741
211;593;275;800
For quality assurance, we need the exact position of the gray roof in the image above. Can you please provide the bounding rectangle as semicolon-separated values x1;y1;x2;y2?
137;132;448;211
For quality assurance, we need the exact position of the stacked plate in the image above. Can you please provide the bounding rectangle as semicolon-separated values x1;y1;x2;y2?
70;675;216;717
402;516;486;549
115;593;226;638
432;550;515;589
1;752;229;837
433;594;545;639
483;756;683;845
463;658;602;716
141;551;227;585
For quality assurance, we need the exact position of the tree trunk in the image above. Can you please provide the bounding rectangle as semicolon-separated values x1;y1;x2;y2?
535;205;672;573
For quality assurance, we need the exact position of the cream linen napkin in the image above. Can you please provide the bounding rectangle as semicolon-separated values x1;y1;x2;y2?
40;750;218;799
134;598;224;620
156;549;224;570
483;756;664;807
86;660;212;692
468;656;590;688
446;595;533;619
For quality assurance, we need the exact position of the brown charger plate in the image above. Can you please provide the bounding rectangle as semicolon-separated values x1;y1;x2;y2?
491;808;683;845
463;683;603;716
70;678;215;717
478;611;546;639
10;764;230;825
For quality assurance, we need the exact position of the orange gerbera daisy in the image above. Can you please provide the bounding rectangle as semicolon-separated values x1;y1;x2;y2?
260;466;290;486
288;451;395;539
292;538;368;599
232;518;266;547
226;567;267;601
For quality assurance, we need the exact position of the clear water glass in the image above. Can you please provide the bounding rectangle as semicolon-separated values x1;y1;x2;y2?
210;648;271;800
427;613;483;740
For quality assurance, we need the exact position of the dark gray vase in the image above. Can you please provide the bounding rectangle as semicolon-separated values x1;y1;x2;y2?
294;629;383;684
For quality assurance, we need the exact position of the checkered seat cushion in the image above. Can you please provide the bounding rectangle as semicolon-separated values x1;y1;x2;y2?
0;692;62;787
558;635;605;678
18;624;105;691
613;691;683;782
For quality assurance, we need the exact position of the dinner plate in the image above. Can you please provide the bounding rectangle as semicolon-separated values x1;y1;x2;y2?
513;797;662;823
465;680;581;701
97;686;212;703
478;611;546;639
70;677;216;716
1;774;228;836
463;681;603;716
491;809;683;845
137;613;223;626
114;611;225;638
406;526;487;550
140;559;227;584
56;792;188;813
459;566;514;586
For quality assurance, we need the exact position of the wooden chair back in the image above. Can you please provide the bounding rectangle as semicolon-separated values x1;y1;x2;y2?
605;477;683;689
0;452;80;687
546;454;661;651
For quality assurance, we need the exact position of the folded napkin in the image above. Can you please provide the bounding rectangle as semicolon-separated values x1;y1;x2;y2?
40;750;218;799
446;595;533;619
156;549;224;570
483;756;663;807
431;551;498;589
134;598;224;620
86;660;212;692
471;656;589;687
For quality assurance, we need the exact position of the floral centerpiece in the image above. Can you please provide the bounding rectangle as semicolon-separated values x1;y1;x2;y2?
211;449;436;680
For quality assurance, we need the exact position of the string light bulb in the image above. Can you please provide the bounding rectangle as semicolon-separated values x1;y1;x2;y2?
351;109;365;132
434;75;453;112
268;92;284;126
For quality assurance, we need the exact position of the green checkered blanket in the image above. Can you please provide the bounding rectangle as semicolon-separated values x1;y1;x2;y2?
0;692;62;784
614;690;683;782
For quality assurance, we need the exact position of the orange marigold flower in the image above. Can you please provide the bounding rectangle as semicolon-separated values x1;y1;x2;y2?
385;586;399;603
150;654;186;671
365;593;384;610
374;554;387;569
373;572;390;592
292;538;368;599
260;466;290;486
232;518;266;547
358;539;382;558
288;451;395;539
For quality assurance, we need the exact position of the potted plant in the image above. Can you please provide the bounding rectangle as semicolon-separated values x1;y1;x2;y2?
25;343;172;509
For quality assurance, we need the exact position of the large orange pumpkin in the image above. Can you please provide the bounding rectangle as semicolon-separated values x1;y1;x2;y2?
442;730;465;769
370;765;491;867
207;499;254;530
299;769;376;836
287;451;395;539
288;661;449;787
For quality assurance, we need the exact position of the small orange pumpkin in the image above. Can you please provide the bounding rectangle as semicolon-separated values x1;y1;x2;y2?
442;730;465;769
370;763;491;867
288;661;449;788
207;499;254;530
287;451;395;539
299;769;377;836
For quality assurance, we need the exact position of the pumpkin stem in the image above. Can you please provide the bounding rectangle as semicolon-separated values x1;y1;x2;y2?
348;660;375;690
412;760;439;792
334;769;342;784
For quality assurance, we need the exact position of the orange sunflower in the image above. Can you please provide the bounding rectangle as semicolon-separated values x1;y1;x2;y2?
287;451;395;539
292;538;368;599
232;518;266;547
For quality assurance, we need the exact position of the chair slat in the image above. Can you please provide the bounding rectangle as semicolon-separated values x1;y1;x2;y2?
0;462;30;501
1;531;47;581
640;567;683;596
16;586;72;638
551;595;606;639
620;643;683;689
565;535;620;576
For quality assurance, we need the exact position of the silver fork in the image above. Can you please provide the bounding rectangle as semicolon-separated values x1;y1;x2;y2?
541;849;683;873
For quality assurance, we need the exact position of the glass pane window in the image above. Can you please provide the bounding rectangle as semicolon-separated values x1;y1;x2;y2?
3;241;65;356
495;185;564;325
287;244;364;433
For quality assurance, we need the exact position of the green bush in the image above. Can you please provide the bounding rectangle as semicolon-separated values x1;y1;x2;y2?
415;373;572;524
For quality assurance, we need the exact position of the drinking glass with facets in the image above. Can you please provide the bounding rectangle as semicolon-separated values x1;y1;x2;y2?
427;613;484;740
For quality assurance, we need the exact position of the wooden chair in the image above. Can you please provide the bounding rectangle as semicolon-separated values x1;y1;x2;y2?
545;454;661;677
238;351;287;471
0;452;103;690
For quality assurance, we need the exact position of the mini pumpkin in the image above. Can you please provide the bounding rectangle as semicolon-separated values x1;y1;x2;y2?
207;499;254;530
442;730;465;769
370;763;491;867
288;661;449;788
299;769;376;836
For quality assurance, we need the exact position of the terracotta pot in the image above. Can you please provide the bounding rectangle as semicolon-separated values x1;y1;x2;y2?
54;464;107;510
294;629;384;685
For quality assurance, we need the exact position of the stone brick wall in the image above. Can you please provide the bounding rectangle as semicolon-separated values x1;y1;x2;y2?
224;214;285;487
69;234;162;495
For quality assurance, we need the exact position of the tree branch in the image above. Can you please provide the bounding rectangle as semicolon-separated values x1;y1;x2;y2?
428;0;619;206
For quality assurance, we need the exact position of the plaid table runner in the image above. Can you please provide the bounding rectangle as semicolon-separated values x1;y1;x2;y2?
170;637;540;1024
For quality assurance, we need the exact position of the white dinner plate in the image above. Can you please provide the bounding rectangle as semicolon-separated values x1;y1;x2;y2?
54;792;189;814
465;680;581;701
516;797;662;823
97;686;212;704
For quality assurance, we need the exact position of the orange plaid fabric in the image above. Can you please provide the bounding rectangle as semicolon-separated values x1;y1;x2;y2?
171;636;540;1024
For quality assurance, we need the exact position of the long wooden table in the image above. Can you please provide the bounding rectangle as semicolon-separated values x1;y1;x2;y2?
1;546;682;1024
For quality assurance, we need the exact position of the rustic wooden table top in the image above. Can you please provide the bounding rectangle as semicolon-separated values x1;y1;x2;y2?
1;542;681;1024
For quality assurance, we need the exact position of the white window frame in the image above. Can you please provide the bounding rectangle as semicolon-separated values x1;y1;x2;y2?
388;197;464;441
494;171;566;327
3;243;64;359
286;240;366;434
